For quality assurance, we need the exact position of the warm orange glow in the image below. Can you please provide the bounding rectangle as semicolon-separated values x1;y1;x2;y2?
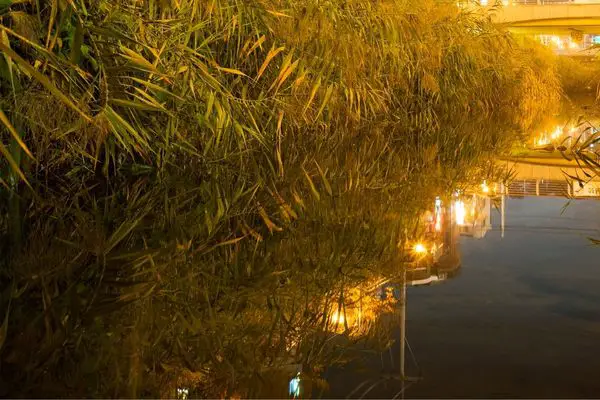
534;125;567;147
331;310;345;325
455;200;466;226
481;181;490;194
435;213;442;232
413;243;427;254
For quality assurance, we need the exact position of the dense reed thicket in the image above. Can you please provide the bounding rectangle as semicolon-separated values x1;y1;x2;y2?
1;0;560;397
557;55;600;96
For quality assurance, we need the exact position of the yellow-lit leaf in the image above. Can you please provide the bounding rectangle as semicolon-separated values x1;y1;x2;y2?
258;205;282;233
315;84;334;120
265;9;291;18
303;77;321;114
0;42;91;122
216;66;246;76
314;160;332;196
303;168;320;201
257;46;285;81
0;109;34;159
245;35;266;58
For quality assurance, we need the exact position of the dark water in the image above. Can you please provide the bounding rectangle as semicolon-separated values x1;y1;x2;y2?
326;197;600;398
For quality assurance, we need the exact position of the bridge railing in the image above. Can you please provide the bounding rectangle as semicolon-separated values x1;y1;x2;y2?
474;0;600;5
511;0;600;4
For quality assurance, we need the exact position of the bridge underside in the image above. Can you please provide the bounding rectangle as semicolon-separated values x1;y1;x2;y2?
505;17;600;34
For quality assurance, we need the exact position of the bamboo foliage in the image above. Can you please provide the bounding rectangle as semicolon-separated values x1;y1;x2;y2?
0;0;560;397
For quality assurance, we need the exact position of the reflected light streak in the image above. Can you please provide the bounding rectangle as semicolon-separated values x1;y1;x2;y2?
435;213;442;232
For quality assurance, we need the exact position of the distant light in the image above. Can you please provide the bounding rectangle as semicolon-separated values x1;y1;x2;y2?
550;126;562;140
481;181;490;194
289;373;301;398
331;310;345;325
177;388;189;400
536;136;549;146
455;200;466;226
480;0;488;5
413;243;427;254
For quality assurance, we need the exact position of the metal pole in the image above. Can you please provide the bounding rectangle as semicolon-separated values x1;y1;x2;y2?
399;267;406;378
501;183;505;239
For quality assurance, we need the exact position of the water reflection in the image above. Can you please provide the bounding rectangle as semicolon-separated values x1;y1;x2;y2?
321;101;600;399
210;99;600;399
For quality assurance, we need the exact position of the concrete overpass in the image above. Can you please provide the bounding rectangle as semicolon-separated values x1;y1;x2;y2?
483;1;600;35
497;156;600;197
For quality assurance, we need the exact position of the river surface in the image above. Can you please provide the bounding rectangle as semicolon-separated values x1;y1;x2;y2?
325;196;600;398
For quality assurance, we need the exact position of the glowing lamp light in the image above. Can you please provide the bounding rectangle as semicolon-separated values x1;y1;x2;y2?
481;181;490;194
413;243;427;254
480;0;488;5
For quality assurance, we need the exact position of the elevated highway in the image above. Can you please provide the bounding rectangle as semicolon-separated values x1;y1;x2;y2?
481;1;600;34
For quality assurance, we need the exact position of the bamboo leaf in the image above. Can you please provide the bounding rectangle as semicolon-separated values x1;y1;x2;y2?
0;41;91;122
120;45;156;72
303;168;320;201
303;77;322;114
109;98;165;112
245;35;266;58
314;160;332;196
264;9;291;18
216;65;246;76
315;84;334;120
0;140;29;187
257;46;284;81
131;77;184;101
104;213;147;255
0;30;15;102
70;17;83;64
0;109;34;159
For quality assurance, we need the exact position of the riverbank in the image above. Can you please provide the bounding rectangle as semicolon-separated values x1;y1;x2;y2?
0;1;562;397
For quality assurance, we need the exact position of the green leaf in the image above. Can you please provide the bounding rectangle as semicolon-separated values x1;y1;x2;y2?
0;41;91;122
70;18;84;64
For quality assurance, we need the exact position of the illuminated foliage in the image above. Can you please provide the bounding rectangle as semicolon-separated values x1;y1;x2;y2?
0;0;560;397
